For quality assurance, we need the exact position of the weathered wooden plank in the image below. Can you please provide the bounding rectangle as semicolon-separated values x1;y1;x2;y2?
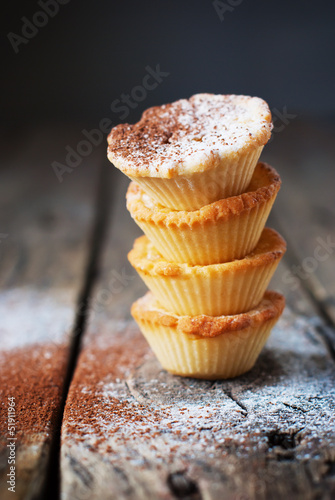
265;119;335;328
62;312;335;500
61;165;335;499
0;126;106;500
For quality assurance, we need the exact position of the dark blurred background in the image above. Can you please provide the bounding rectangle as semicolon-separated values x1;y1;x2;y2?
2;0;335;130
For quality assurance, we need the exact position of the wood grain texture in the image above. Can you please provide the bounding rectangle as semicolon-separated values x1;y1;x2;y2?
61;163;335;500
61;308;335;500
0;126;104;500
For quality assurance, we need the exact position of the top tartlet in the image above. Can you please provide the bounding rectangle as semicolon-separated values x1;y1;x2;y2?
107;93;273;210
107;93;272;178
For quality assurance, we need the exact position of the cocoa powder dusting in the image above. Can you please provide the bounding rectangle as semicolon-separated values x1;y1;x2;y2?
62;324;161;450
0;343;69;447
107;93;273;177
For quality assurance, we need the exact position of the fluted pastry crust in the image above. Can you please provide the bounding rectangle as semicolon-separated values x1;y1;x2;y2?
129;227;286;278
131;291;285;338
126;162;280;226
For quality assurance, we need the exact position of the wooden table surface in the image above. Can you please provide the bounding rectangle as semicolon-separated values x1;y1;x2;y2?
0;119;334;500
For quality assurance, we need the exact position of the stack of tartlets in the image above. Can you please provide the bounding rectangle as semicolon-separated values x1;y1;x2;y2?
108;93;286;379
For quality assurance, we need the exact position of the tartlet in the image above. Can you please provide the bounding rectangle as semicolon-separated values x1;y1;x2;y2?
131;291;285;379
128;227;286;316
108;94;273;210
126;162;281;265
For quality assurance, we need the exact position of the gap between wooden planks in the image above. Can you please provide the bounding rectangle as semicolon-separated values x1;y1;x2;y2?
0;127;113;500
266;119;335;331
